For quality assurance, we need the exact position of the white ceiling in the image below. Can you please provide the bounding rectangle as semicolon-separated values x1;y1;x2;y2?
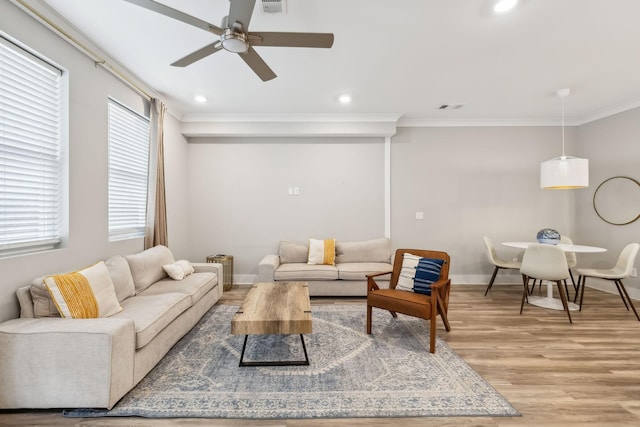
37;0;640;125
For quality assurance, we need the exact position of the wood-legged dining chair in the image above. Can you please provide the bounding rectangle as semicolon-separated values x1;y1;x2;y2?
560;236;578;290
483;236;521;296
532;235;578;299
574;243;640;321
366;249;451;353
520;243;573;323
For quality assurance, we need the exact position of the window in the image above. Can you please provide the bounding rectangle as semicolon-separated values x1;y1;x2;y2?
0;35;65;256
108;98;150;240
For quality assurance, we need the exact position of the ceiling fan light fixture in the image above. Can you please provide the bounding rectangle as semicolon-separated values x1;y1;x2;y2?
494;0;518;13
220;28;248;53
338;94;352;104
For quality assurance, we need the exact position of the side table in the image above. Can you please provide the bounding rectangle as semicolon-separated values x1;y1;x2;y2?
206;254;233;291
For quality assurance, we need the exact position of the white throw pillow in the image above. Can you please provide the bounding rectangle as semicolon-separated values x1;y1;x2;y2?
44;261;123;318
397;253;421;291
163;260;195;281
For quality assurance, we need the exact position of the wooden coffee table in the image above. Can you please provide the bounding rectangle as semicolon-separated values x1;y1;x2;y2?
231;282;312;367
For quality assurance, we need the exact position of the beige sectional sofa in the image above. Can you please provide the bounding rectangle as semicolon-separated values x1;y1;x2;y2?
258;238;393;296
0;245;222;410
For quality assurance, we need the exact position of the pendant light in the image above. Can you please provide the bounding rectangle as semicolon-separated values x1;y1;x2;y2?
540;88;589;189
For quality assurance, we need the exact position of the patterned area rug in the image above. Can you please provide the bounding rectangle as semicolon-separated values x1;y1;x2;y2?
65;304;519;419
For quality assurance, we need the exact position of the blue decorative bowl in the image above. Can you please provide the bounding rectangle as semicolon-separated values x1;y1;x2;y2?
536;228;561;245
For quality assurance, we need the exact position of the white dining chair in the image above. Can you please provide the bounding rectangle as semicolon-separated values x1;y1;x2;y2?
561;235;578;289
574;243;640;321
531;235;578;298
520;243;573;323
483;236;521;296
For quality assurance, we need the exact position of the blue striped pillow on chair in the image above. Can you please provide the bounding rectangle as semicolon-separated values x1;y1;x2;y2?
413;258;445;295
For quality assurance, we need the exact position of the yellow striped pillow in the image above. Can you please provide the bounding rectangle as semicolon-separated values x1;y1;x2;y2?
307;238;336;265
44;261;123;318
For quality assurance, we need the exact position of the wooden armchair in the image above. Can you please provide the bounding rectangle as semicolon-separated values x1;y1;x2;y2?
366;249;451;353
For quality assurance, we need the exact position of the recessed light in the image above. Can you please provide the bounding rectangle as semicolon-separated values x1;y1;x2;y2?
494;0;518;13
194;95;208;103
338;94;352;104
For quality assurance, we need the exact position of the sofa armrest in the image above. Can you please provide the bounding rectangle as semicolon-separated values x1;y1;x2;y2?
258;254;280;282
0;317;136;409
192;262;223;283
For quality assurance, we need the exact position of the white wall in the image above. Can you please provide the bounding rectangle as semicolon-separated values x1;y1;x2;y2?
186;137;385;281
575;107;640;297
0;3;149;321
162;112;191;259
390;126;577;284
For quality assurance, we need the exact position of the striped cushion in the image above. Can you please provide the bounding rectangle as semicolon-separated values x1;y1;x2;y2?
44;261;123;318
414;258;445;295
307;238;336;265
396;253;444;296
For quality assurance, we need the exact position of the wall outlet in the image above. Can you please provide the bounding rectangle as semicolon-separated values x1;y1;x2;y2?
415;212;424;220
632;268;637;278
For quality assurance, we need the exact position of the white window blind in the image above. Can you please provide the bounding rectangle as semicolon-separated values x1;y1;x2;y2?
0;36;63;255
108;98;149;240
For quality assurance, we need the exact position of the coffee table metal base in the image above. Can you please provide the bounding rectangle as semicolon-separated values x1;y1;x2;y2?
238;334;310;367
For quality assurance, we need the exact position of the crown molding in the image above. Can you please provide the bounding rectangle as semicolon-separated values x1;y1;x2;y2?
574;98;640;125
396;117;581;128
181;113;403;138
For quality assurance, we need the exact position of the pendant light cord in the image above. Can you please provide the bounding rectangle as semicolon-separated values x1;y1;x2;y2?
561;94;566;157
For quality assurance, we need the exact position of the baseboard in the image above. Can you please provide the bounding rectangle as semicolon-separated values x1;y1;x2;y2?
583;279;640;301
451;274;521;285
233;274;258;285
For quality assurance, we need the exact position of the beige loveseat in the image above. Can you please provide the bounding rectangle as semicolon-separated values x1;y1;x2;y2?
0;245;222;410
258;238;392;296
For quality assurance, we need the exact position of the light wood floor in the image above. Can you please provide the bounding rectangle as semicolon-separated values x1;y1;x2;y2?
1;284;639;427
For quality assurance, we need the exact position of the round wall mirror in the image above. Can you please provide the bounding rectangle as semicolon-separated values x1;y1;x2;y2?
592;176;640;225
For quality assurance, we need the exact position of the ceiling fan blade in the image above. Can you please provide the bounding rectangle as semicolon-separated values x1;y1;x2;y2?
171;42;223;67
238;47;276;81
250;32;334;48
124;0;223;35
228;0;257;31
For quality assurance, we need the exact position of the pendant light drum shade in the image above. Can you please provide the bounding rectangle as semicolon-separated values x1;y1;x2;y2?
540;88;589;190
540;156;589;189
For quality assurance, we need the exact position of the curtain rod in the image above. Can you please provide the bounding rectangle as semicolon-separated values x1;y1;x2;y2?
12;0;155;102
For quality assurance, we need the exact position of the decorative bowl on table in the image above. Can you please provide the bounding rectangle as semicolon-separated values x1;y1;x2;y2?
536;228;561;245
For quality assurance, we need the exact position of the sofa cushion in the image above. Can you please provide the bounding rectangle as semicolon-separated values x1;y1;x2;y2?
138;272;217;306
112;292;191;349
337;262;394;280
125;245;175;293
16;286;35;318
335;238;391;264
105;255;136;302
278;241;308;264
43;261;123;318
274;263;339;281
30;279;61;318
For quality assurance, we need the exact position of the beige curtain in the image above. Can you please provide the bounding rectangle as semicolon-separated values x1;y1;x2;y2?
144;98;168;249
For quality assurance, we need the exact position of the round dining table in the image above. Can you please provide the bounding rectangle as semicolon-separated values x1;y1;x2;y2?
502;241;606;311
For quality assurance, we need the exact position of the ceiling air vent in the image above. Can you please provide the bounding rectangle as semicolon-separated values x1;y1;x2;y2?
437;104;464;110
261;0;286;14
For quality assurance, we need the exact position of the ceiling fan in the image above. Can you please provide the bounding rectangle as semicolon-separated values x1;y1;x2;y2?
124;0;334;81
